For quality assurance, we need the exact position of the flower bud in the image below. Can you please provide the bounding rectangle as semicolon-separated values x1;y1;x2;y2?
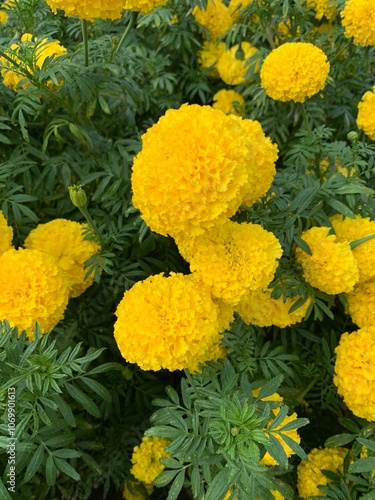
347;131;358;143
69;185;87;209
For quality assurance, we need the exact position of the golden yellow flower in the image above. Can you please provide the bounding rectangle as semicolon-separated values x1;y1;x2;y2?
357;86;375;140
123;480;153;500
346;280;375;329
236;289;310;328
341;0;375;47
130;436;170;484
295;226;359;294
217;42;259;85
212;89;245;115
24;219;100;298
0;248;69;339
305;0;336;20
198;41;226;77
297;447;348;497
260;42;330;102
45;0;157;20
114;273;230;371
193;0;233;42
0;10;8;23
0;211;13;256
334;327;375;421
123;0;167;14
131;103;254;238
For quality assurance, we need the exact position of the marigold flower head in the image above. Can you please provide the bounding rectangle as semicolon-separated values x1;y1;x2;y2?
334;327;375;420
24;219;100;298
198;41;226;76
130;436;170;484
341;0;375;47
236;289;310;328
306;0;336;20
0;248;69;339
295;226;359;294
260;42;330;102
346;280;375;328
44;0;155;20
228;0;253;19
0;211;13;256
122;0;167;14
131;103;254;238
297;447;348;497
357;86;375;140
123;480;153;500
0;10;8;23
114;273;230;371
193;0;233;42
330;214;375;283
213;89;245;116
217;42;259;85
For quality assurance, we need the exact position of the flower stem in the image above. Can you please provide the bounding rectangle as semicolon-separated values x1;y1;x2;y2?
115;12;138;54
300;102;312;137
81;19;89;67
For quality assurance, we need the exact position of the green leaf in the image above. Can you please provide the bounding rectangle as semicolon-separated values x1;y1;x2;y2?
349;457;375;474
54;457;81;481
46;454;57;486
257;375;284;401
0;477;12;499
43;434;75;448
326;199;355;218
53;449;81;459
154;469;180;487
166;470;185;500
51;394;76;427
325;434;356;447
293;236;312;255
205;467;231;500
64;382;100;417
165;386;180;406
23;444;44;483
80;377;111;402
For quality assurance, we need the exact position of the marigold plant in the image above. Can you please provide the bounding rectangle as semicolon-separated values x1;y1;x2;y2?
130;436;170;484
341;0;375;47
216;42;259;85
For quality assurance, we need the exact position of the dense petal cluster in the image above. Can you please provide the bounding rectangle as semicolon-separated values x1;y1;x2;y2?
237;289;310;328
24;219;100;298
114;273;231;371
0;248;69;338
216;42;259;85
212;89;245;116
198;41;226;76
341;0;375;47
306;0;336;20
334;327;375;420
260;42;330;102
356;86;375;140
295;226;359;294
0;210;13;255
346;280;375;328
192;0;233;42
130;436;170;484
330;214;375;283
131;104;254;238
297;447;348;497
123;0;167;14
44;0;154;20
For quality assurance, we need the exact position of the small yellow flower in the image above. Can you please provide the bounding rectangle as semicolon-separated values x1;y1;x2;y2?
217;42;259;85
346;280;375;329
305;0;336;20
130;436;170;484
357;86;375;140
0;10;8;23
197;41;226;77
193;0;233;42
212;89;245;115
341;0;375;47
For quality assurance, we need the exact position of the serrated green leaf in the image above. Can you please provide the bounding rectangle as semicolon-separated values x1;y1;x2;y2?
64;382;100;417
325;434;355;447
46;454;56;486
257;375;283;401
154;469;180;487
166;470;185;500
349;457;375;474
80;377;111;402
23;444;44;483
54;457;80;481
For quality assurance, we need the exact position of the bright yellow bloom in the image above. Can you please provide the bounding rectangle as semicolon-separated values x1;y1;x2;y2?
44;0;147;20
217;42;259;85
114;273;230;371
131;103;254;238
305;0;336;20
260;42;330;102
334;327;375;421
346;280;375;328
297;447;348;497
228;0;253;19
295;226;359;294
0;211;13;256
198;41;226;76
123;0;167;14
0;10;8;23
330;214;375;283
213;89;245;116
24;219;100;298
130;436;170;484
357;86;375;140
193;0;233;42
0;248;69;339
341;0;375;47
236;289;310;328
123;480;153;500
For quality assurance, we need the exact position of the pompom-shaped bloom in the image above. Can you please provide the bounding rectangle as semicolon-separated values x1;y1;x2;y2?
217;42;259;85
0;210;13;256
297;447;348;497
341;0;375;47
306;0;336;20
24;219;100;298
131;104;254;238
295;226;359;294
236;289;310;328
213;89;245;115
122;0;167;14
346;280;375;328
193;0;233;42
45;0;140;20
334;327;375;420
198;41;226;76
357;86;375;140
123;480;153;500
178;221;282;306
114;273;230;371
130;436;170;484
0;11;8;23
330;214;375;283
0;248;69;338
260;42;330;102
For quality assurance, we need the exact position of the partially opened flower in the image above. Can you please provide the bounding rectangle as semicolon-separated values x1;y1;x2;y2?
213;89;245;115
193;0;233;42
130;436;170;484
0;210;13;256
198;41;226;76
217;42;259;85
341;0;375;47
356;86;375;140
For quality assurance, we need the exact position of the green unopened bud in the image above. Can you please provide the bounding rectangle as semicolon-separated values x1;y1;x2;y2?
69;185;87;209
122;366;133;381
347;131;359;144
235;45;245;60
111;35;119;51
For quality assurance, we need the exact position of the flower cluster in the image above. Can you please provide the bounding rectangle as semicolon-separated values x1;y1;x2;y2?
130;436;170;484
0;210;13;256
334;326;375;421
212;89;245;116
260;42;330;102
45;0;126;20
192;0;233;42
341;0;375;47
297;447;348;497
356;86;375;140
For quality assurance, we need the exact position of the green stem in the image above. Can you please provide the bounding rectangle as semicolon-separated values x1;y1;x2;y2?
296;376;319;403
79;205;102;247
114;12;138;54
300;102;312;138
81;19;89;67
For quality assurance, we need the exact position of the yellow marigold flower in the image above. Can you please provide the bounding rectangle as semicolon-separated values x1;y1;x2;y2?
260;42;330;102
341;0;375;47
131;103;254;238
212;89;245;116
305;0;336;20
198;41;226;77
130;436;170;484
297;447;348;498
0;248;69;339
346;280;375;328
0;10;8;23
192;0;233;42
357;86;375;140
216;42;259;85
236;289;310;328
123;0;167;15
24;219;100;298
123;480;153;500
44;0;156;20
334;327;375;421
114;273;229;371
295;226;359;294
330;214;375;283
0;210;13;256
